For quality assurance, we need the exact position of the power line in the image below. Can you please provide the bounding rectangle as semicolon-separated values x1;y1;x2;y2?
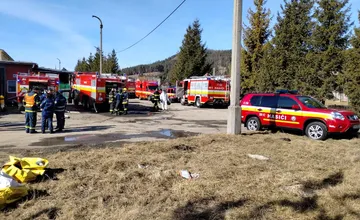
116;0;187;53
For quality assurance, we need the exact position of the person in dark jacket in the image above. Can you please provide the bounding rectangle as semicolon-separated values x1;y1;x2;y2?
40;92;55;133
109;88;116;114
122;88;129;115
54;91;67;132
152;88;160;111
115;89;123;115
23;87;40;133
39;89;47;104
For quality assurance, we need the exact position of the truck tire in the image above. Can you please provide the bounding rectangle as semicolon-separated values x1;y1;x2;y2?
82;96;89;110
246;117;261;131
195;97;201;108
181;97;186;105
305;121;328;140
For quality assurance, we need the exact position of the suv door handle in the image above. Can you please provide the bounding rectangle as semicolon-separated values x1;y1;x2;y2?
257;108;262;111
276;110;281;113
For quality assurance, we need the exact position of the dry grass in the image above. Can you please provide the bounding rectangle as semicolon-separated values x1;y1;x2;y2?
0;132;360;220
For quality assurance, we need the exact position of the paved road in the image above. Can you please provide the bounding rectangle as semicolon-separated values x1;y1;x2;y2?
0;100;246;149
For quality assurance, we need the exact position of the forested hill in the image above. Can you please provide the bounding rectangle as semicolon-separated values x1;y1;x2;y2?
122;49;231;75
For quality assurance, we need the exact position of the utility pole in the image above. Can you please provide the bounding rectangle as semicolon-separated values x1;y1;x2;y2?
57;58;61;70
92;15;103;75
227;0;243;134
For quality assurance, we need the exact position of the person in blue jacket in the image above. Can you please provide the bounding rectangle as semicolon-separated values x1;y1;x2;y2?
40;92;55;134
115;88;123;115
54;91;67;132
39;89;47;103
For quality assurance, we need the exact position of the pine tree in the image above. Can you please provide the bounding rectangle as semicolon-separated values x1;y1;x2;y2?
257;42;278;92
104;49;120;73
74;59;82;71
90;49;100;72
267;0;314;91
74;57;90;71
344;12;360;113
170;19;211;82
310;0;352;100
242;0;271;93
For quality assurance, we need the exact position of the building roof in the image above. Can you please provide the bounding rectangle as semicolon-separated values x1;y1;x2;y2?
0;60;35;66
36;67;73;74
0;49;14;61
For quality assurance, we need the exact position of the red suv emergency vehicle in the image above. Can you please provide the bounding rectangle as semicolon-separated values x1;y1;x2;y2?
240;90;360;140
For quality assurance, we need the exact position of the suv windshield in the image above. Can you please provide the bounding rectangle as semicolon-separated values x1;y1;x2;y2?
297;96;326;109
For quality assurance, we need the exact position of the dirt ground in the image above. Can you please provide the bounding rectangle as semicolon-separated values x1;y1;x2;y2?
0;132;359;220
0;100;243;150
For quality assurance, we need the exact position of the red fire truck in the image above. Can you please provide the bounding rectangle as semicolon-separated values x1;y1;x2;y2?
166;86;179;103
126;78;136;98
16;72;59;110
179;76;231;107
135;80;159;100
71;72;126;112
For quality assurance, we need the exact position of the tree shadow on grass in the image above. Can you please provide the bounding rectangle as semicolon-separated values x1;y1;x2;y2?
173;197;247;220
248;172;346;219
34;168;66;182
2;189;49;212
24;207;59;220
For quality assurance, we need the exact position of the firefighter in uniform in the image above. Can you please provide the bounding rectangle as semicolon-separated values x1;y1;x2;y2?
115;88;123;115
54;91;67;132
23;87;40;133
109;88;116;114
40;91;55;134
40;89;47;104
122;88;129;115
152;88;160;111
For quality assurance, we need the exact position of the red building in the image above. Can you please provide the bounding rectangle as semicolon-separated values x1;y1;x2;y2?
0;60;35;104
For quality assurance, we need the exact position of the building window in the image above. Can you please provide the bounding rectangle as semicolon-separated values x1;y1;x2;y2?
7;80;16;93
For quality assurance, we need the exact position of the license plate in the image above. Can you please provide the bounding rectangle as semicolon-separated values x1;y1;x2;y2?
353;124;360;129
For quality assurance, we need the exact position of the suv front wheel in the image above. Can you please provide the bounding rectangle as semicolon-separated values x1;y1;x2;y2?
305;122;328;140
246;117;261;131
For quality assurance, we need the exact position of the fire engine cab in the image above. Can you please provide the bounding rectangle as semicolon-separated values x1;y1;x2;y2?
126;78;136;98
166;86;179;103
71;72;126;112
180;76;231;107
135;80;159;100
16;72;59;110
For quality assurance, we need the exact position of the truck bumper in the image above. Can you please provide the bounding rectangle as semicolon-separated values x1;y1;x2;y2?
328;120;360;133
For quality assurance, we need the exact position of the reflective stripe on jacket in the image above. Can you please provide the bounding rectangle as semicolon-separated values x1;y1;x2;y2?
122;92;129;104
153;92;160;101
54;94;67;112
23;92;40;112
109;91;115;103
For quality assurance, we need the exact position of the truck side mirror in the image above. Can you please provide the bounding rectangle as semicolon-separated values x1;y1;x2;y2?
292;104;300;110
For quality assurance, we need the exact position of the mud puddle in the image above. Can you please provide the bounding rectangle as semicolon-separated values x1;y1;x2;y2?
29;129;198;147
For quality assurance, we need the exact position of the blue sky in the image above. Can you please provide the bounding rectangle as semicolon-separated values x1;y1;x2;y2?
0;0;359;70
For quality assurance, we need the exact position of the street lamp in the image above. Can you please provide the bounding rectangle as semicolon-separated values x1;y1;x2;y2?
92;15;103;75
57;58;61;70
227;0;243;134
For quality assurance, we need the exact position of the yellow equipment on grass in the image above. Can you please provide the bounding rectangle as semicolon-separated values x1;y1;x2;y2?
2;156;49;183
